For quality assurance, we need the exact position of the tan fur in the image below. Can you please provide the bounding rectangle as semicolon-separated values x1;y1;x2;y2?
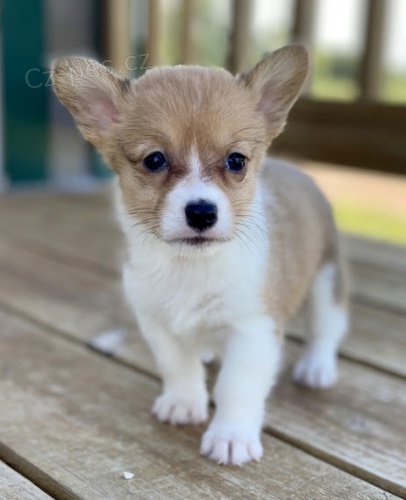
52;47;350;465
260;159;345;323
53;60;266;239
240;45;309;141
52;45;344;327
115;66;267;235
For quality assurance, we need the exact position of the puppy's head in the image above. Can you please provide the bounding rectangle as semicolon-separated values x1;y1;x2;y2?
52;46;308;252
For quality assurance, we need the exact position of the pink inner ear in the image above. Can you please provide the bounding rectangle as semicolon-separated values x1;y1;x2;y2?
87;89;118;133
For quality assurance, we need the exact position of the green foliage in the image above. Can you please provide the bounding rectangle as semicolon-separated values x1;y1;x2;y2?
163;0;229;66
311;50;406;103
333;201;406;245
383;71;406;103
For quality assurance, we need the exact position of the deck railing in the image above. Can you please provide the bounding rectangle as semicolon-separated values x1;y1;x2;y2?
2;0;405;186
273;0;406;175
104;0;406;175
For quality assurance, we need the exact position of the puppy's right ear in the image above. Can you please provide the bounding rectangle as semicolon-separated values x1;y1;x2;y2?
52;57;130;148
239;45;309;140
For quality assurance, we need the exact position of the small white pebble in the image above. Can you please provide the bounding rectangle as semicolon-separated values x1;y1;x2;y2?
122;471;135;480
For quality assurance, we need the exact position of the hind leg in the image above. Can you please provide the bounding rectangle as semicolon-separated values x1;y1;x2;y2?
293;262;348;389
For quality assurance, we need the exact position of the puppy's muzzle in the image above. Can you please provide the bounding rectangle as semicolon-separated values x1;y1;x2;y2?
185;200;218;232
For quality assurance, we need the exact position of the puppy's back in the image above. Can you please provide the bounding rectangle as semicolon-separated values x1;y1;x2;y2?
261;158;340;319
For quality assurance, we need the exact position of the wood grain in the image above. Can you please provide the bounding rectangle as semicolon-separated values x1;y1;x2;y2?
0;309;397;500
348;261;406;314
267;343;406;496
0;193;121;273
288;302;406;378
344;235;406;274
0;236;128;335
0;462;52;500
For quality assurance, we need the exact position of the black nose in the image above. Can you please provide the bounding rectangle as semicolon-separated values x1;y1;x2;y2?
185;200;218;232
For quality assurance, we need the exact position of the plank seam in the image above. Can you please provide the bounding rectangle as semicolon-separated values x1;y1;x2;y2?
0;443;77;500
0;300;159;381
352;293;406;317
0;231;117;280
262;427;406;498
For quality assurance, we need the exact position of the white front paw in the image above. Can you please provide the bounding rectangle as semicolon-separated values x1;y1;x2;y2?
293;349;338;389
200;422;263;465
152;391;208;425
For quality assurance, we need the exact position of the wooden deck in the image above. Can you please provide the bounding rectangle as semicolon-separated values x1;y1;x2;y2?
0;191;405;499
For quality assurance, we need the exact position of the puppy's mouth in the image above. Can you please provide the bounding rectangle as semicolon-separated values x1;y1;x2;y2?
167;236;230;247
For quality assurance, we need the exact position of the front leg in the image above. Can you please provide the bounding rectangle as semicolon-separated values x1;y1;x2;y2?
137;313;208;425
201;316;281;465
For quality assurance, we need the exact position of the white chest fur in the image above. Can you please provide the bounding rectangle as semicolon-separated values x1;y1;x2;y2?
118;192;270;341
123;234;268;338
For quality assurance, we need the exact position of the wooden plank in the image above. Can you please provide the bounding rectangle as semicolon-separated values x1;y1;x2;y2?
0;462;52;500
272;98;406;175
0;193;121;272
0;235;156;374
0;309;397;500
266;343;406;496
349;261;406;314
344;235;406;274
0;239;128;341
288;302;406;379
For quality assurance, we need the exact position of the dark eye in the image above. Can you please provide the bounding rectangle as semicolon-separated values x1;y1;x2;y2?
143;152;168;172
226;153;246;173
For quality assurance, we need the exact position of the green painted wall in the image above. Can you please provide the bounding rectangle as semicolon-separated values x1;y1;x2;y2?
2;0;49;183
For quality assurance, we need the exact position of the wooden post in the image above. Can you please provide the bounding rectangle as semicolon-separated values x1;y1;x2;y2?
180;0;194;65
227;0;252;74
291;0;315;48
147;0;162;67
359;0;387;100
106;0;131;74
290;0;315;94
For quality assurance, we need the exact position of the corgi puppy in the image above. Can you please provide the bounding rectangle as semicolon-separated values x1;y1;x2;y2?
52;45;348;466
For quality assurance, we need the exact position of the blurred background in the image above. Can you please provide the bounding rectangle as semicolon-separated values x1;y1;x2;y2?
1;0;406;244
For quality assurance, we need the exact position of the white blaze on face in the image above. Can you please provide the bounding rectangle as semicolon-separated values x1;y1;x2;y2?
161;147;233;241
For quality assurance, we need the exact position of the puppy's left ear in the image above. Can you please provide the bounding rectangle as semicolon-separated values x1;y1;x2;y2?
240;45;309;140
